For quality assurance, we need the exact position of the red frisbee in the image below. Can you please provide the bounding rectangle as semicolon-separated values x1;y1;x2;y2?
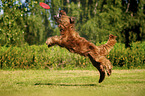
39;2;50;9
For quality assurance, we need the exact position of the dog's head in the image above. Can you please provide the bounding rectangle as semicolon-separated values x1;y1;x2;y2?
53;10;75;30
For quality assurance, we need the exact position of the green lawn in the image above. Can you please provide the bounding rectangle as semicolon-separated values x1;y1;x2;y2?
0;69;145;96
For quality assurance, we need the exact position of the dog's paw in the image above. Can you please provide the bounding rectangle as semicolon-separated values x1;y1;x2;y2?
107;69;112;76
46;38;53;47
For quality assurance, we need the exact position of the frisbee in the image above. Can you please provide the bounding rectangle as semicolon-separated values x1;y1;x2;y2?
39;2;50;9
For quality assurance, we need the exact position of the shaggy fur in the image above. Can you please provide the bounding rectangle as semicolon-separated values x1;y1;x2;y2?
46;10;117;83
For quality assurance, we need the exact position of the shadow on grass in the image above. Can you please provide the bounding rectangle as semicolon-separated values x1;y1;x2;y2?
34;83;103;87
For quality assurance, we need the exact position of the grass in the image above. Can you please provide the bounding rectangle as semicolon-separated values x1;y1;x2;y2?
0;69;145;96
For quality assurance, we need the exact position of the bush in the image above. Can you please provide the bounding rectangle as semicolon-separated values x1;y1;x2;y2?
0;44;89;69
109;42;145;68
0;42;145;69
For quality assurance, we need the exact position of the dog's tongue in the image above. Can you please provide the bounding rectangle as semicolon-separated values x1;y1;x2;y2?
57;13;60;17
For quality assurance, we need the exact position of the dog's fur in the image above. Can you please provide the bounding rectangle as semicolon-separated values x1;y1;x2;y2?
46;10;117;83
98;34;117;56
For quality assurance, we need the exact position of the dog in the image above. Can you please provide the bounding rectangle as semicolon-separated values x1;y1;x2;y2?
46;10;117;83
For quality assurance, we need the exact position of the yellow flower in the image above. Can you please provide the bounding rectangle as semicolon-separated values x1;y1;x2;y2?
35;1;38;4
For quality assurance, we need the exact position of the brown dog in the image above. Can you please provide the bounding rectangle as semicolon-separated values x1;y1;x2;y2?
46;10;117;83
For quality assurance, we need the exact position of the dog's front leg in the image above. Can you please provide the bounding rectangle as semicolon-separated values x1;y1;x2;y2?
46;36;62;47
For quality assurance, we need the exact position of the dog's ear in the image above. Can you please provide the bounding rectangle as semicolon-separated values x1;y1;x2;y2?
70;17;75;24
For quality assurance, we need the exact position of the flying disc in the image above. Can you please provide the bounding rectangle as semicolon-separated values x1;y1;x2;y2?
39;2;50;9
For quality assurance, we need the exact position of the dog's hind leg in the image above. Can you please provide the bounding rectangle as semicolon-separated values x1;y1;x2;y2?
105;59;112;76
98;56;113;76
88;54;105;83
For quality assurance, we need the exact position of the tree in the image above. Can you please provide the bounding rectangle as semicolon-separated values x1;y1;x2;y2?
0;0;53;46
0;0;144;47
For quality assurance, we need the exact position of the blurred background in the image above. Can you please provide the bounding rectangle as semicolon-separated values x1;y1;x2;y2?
0;0;145;69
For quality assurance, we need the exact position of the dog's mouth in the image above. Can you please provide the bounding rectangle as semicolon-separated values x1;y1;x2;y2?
54;12;61;18
53;13;61;24
55;13;60;18
57;13;61;17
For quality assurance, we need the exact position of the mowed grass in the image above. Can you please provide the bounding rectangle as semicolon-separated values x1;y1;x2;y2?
0;69;145;96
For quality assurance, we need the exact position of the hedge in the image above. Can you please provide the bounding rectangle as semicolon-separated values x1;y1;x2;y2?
0;42;145;69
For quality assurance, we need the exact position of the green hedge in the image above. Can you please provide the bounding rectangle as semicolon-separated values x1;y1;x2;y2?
0;42;145;69
109;42;145;69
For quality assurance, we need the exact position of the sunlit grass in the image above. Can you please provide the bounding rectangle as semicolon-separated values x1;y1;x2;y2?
0;69;145;96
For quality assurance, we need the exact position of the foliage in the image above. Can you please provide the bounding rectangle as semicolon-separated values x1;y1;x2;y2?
0;0;145;69
0;0;145;47
0;42;145;69
0;0;52;46
109;42;145;69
